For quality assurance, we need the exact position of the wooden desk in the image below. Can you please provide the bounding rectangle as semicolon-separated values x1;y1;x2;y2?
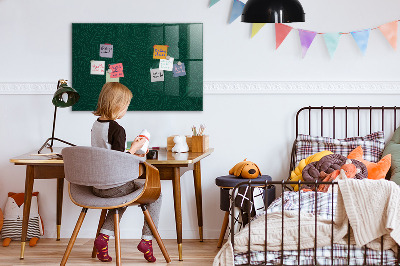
10;147;213;261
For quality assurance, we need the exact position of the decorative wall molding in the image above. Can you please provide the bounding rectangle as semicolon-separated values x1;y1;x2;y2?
0;83;56;94
1;81;400;95
203;81;400;94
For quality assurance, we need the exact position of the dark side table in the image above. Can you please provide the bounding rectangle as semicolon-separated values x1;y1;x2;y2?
215;175;275;248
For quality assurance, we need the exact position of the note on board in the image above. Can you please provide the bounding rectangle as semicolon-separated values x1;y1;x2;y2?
173;63;186;77
100;44;113;58
90;60;105;75
159;57;174;71
106;72;120;82
153;45;168;59
150;69;164;82
109;63;124;78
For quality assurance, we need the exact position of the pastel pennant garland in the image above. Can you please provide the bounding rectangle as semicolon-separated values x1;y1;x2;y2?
298;29;317;58
229;0;245;24
378;21;398;50
351;29;370;55
251;23;266;38
209;0;220;7
275;23;293;49
323;33;341;58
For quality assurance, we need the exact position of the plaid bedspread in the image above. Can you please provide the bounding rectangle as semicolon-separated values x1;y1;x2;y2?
234;244;397;265
234;191;397;265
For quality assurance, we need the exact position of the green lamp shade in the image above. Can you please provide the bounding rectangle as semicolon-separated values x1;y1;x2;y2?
52;84;80;108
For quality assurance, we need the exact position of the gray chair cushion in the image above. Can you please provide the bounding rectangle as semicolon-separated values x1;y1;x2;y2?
62;146;145;188
69;180;145;208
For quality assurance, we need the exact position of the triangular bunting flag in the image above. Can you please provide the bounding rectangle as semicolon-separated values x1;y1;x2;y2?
229;0;245;24
323;33;341;58
275;23;293;49
298;29;317;58
351;29;370;55
251;23;266;38
209;0;220;7
378;21;397;50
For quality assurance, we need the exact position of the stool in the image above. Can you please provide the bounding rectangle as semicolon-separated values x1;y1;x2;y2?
215;175;275;248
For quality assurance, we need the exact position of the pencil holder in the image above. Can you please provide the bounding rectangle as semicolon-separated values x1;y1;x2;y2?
191;135;209;153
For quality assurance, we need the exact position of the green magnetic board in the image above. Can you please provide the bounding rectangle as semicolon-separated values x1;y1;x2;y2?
72;23;203;111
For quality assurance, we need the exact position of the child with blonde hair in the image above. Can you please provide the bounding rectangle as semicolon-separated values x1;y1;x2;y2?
91;82;161;263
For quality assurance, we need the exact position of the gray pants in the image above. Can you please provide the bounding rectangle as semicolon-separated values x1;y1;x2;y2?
92;180;162;240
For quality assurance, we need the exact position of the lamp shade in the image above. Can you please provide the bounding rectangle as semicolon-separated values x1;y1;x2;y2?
52;84;80;108
241;0;305;23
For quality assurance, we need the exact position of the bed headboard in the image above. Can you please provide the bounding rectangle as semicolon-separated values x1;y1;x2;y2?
290;106;400;179
295;106;400;138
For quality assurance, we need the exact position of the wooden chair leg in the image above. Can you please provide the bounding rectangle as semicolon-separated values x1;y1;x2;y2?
114;210;121;266
60;208;88;266
141;205;171;263
217;211;230;248
91;209;108;258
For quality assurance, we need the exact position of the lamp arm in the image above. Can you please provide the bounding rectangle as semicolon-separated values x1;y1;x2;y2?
50;105;57;148
37;104;76;153
50;79;61;148
37;79;77;154
38;138;76;154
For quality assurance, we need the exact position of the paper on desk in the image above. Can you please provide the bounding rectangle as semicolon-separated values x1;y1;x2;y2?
31;153;63;159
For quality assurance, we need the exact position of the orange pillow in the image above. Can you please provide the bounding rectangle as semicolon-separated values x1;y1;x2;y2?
347;146;391;180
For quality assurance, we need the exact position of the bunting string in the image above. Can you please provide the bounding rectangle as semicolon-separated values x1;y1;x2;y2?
209;0;399;58
288;20;400;35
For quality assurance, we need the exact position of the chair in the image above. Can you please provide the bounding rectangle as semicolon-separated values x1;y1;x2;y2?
60;146;171;265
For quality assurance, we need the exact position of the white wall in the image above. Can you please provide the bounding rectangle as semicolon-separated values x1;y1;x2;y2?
1;0;400;240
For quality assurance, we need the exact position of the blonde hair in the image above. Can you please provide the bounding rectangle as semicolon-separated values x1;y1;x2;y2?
93;82;133;120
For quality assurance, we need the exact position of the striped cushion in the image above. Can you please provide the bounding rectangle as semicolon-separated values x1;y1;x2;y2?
295;131;385;167
1;217;40;240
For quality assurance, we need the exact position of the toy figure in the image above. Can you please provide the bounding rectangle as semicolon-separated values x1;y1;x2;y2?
172;135;189;153
1;192;43;247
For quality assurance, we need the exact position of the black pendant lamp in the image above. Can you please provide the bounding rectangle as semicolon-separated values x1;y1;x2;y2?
242;0;305;23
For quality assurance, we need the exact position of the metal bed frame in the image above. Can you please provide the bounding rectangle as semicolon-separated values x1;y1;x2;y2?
230;106;400;266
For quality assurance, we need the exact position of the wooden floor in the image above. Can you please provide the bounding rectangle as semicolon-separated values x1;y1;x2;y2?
0;239;221;265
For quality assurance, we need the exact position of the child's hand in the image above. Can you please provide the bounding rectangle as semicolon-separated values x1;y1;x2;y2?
128;137;147;155
134;148;149;157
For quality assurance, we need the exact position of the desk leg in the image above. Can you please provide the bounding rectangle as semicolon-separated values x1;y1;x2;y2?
193;161;203;242
172;167;183;261
20;165;35;259
56;178;64;241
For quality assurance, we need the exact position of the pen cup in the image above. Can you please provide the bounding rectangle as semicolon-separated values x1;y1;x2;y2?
146;150;158;160
191;135;209;153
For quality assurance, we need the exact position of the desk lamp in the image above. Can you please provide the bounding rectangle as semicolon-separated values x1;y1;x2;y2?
241;0;305;23
38;79;80;154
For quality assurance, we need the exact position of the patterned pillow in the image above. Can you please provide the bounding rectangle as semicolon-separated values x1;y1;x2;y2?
294;131;385;166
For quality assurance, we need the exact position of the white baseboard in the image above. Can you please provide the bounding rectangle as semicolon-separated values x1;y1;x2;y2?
1;81;400;94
